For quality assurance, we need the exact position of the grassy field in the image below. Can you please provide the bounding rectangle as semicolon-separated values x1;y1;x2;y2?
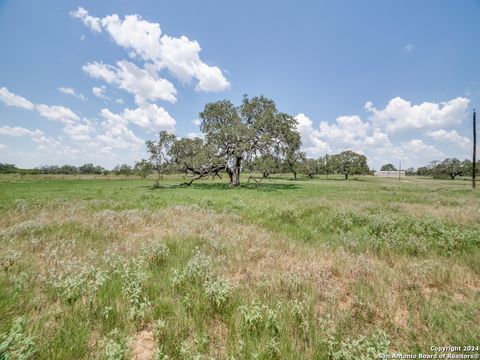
0;175;479;359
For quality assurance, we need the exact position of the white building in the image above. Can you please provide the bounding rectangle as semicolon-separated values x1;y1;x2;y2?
374;170;405;177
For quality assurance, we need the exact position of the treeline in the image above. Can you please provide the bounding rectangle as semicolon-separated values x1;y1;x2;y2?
416;158;479;179
245;151;370;180
0;163;144;176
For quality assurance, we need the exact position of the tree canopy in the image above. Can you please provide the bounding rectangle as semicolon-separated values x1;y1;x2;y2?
197;95;300;185
329;150;369;180
380;163;397;171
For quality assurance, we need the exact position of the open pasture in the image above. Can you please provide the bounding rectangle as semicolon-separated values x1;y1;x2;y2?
1;175;479;359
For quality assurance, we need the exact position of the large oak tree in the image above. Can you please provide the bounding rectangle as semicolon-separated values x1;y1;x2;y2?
199;95;300;186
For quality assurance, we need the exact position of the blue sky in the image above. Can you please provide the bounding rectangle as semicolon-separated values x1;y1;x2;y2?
0;0;479;169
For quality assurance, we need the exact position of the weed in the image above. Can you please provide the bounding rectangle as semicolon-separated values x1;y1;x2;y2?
140;240;170;264
102;329;128;360
240;301;279;335
327;331;389;360
118;261;151;320
0;317;36;360
203;276;233;310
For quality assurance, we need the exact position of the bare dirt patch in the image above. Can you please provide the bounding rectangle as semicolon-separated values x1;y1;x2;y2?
131;328;155;360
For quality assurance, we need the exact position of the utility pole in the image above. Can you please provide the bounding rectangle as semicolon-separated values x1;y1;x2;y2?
473;109;477;189
399;161;401;181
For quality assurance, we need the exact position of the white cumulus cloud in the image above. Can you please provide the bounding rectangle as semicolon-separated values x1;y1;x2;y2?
83;60;177;105
36;104;80;124
58;87;86;101
70;7;102;33
73;8;229;93
294;113;331;156
122;104;176;133
426;129;470;148
98;104;175;134
98;108;144;149
365;96;470;133
0;87;35;110
0;126;44;138
63;122;94;142
92;85;111;100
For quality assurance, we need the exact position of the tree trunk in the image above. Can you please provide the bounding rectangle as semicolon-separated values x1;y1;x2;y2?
293;171;297;180
345;173;348;180
231;157;242;186
227;167;234;184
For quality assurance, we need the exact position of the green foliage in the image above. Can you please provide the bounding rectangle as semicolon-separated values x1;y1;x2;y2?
432;158;466;179
112;164;133;176
299;157;318;178
146;130;176;186
0;163;18;174
171;249;233;311
102;329;128;360
327;331;389;360
380;163;397;171
203;276;233;310
140;240;170;264
251;154;282;178
169;137;225;184
329;150;369;179
240;301;279;335
0;317;36;360
199;95;300;185
118;261;150;320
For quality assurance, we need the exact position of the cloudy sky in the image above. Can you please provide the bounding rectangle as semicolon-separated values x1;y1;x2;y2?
0;1;479;169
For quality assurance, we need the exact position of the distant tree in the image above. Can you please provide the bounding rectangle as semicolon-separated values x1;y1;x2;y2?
432;158;465;180
59;165;78;174
416;166;431;177
79;163;95;174
0;163;18;173
283;150;304;180
82;164;105;174
281;130;302;180
199;95;300;186
299;158;318;178
461;160;480;177
405;167;416;176
134;159;153;178
317;154;334;178
252;154;282;178
146;130;176;186
380;163;397;171
330;150;369;180
113;164;133;176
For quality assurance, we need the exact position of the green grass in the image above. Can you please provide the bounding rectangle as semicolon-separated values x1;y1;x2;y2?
0;174;479;359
